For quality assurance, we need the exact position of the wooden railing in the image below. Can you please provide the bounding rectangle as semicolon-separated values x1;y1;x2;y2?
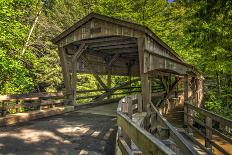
0;92;67;117
0;85;162;117
185;103;232;155
116;93;176;155
75;86;163;100
145;102;199;155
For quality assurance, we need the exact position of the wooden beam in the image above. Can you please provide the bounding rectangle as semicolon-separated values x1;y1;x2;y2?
88;39;136;48
80;56;109;90
108;54;119;67
71;43;86;62
93;79;140;102
58;47;72;98
71;43;87;105
157;78;181;107
91;43;137;50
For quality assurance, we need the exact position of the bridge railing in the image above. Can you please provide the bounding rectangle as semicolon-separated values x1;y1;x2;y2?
117;93;176;155
0;92;67;117
145;102;199;155
185;103;232;155
0;85;160;117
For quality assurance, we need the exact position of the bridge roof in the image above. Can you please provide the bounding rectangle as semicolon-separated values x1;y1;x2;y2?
53;13;184;62
53;13;201;77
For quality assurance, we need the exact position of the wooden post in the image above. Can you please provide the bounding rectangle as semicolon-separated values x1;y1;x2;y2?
58;47;72;103
127;96;133;119
137;93;143;113
71;60;77;105
138;36;151;111
2;101;6;117
16;100;19;113
141;74;151;111
107;67;112;99
184;74;189;127
127;63;132;95
205;116;212;151
175;77;178;98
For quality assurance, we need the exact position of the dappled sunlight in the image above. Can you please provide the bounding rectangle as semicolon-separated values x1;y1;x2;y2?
0;129;64;144
57;126;90;136
0;111;117;154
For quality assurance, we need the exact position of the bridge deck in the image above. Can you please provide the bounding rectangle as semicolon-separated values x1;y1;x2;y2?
0;103;118;155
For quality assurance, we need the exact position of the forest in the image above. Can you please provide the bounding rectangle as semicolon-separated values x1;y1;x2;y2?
0;0;231;118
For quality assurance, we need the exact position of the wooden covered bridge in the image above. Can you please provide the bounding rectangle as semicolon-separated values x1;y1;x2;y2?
0;13;231;155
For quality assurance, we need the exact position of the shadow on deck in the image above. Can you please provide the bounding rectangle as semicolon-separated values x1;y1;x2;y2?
0;103;118;155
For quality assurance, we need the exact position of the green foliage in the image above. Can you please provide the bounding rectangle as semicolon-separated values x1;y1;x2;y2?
0;0;231;118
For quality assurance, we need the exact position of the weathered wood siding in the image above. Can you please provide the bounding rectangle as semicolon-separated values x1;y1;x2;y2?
58;18;143;47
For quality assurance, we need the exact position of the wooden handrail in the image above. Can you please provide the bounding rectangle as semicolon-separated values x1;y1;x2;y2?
149;102;199;155
116;93;176;155
0;92;65;102
117;111;175;155
186;103;232;127
185;103;232;155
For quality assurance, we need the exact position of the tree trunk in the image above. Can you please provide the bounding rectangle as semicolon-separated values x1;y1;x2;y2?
22;9;42;55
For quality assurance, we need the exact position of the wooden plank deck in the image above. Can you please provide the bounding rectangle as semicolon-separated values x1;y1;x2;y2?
0;103;118;155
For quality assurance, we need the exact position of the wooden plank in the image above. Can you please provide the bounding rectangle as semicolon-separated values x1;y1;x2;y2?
91;43;137;50
117;111;175;155
0;106;74;126
0;92;65;102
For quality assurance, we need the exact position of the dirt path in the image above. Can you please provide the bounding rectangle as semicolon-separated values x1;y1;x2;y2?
0;104;118;155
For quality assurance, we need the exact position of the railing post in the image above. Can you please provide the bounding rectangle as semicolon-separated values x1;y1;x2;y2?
205;116;212;151
2;101;7;117
187;104;193;135
127;96;132;119
16;99;19;113
184;74;189;127
120;98;132;149
137;93;142;113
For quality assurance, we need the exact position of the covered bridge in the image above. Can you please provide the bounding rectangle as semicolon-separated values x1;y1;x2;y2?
1;13;231;155
52;12;203;108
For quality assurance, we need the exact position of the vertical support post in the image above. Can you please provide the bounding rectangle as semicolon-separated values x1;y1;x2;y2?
58;47;72;103
107;68;112;99
138;36;151;111
137;93;143;113
127;96;133;119
192;77;196;106
16;100;19;113
71;59;77;105
205;116;212;151
127;63;132;95
184;74;189;126
175;77;178;98
141;74;151;111
2;101;6;117
196;78;199;106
